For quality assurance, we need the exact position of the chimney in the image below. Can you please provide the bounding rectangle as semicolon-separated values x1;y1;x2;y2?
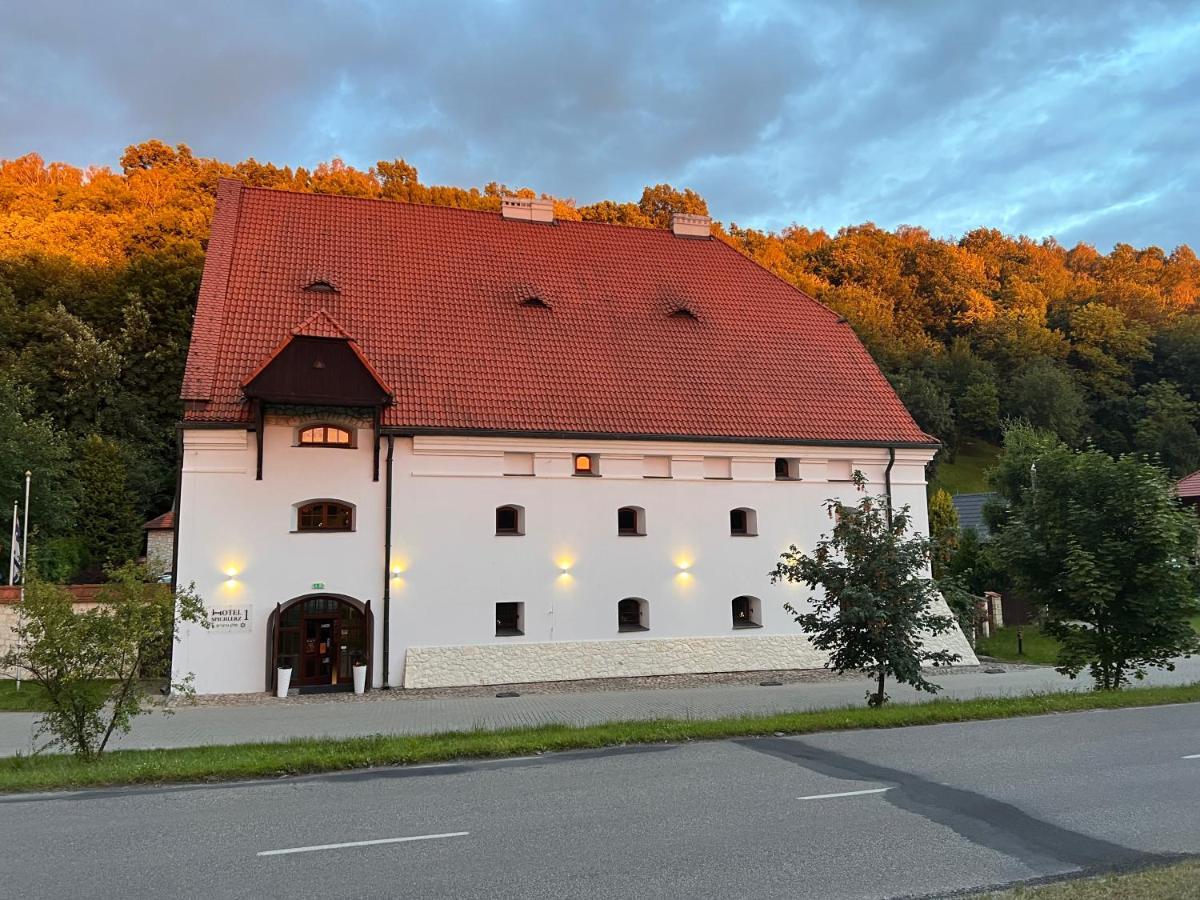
501;196;555;224
671;212;711;238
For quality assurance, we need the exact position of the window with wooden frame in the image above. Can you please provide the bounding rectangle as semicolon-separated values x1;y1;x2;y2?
617;506;646;536
573;453;598;476
296;501;354;532
496;504;525;535
298;425;353;447
496;602;524;636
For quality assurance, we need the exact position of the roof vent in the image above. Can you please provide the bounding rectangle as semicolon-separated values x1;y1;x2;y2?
669;307;698;320
304;280;339;293
671;213;711;238
521;295;550;309
502;196;555;224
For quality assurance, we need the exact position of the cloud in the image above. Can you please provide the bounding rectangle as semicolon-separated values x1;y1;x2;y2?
0;0;1196;250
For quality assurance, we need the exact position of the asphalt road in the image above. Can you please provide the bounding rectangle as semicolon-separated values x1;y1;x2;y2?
2;703;1199;900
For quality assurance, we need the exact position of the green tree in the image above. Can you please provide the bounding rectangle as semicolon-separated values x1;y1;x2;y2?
928;488;960;579
1003;358;1087;443
636;183;709;229
1134;381;1200;477
74;435;142;573
1;563;208;757
991;426;1200;689
770;475;961;706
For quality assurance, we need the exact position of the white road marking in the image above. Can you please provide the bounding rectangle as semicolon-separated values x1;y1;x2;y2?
257;831;469;857
1183;754;1200;760
798;787;892;801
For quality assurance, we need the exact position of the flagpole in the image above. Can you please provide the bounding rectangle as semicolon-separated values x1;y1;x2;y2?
6;500;16;585
20;471;30;582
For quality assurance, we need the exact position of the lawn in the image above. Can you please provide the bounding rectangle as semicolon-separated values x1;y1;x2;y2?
0;680;161;713
2;681;1199;794
930;437;1001;496
979;618;1200;666
974;858;1200;898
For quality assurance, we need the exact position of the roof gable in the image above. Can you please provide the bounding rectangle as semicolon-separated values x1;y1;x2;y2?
182;181;934;446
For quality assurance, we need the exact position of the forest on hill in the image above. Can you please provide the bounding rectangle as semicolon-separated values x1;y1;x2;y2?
2;140;1199;581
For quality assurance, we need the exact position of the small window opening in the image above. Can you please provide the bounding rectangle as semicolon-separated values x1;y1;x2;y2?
521;295;550;308
618;597;649;632
730;507;758;536
496;602;524;636
617;506;646;536
775;457;799;480
574;454;597;476
732;596;762;629
298;425;352;447
496;505;525;536
303;280;339;293
297;501;353;532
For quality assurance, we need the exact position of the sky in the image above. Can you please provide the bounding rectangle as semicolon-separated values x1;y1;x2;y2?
1;0;1198;250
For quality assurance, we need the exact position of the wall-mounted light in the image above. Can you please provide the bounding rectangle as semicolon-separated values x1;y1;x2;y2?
224;566;239;580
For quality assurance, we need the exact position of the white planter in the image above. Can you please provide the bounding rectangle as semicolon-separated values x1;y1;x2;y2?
276;667;293;698
352;664;368;695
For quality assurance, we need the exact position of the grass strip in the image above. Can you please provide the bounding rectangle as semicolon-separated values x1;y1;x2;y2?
973;858;1200;898
2;681;1199;794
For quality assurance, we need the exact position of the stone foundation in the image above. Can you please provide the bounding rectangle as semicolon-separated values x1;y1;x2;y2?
403;615;979;688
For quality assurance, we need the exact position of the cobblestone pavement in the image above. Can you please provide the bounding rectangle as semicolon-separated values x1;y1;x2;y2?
2;657;1198;757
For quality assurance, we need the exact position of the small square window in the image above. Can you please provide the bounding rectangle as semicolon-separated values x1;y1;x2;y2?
574;454;597;476
732;596;762;629
617;506;645;536
496;505;524;535
730;508;758;536
775;457;799;480
496;602;524;636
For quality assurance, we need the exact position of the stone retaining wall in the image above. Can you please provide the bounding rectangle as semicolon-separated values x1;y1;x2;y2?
0;586;106;678
404;605;978;688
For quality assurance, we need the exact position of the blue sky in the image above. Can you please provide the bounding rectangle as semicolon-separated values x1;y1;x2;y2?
2;1;1198;250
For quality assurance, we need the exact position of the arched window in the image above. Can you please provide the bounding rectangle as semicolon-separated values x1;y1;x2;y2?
732;596;762;629
298;425;353;447
618;597;649;632
775;457;798;480
496;504;525;535
730;507;758;536
617;506;646;536
296;500;354;532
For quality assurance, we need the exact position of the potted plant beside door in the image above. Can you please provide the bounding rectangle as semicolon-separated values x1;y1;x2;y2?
352;653;368;695
276;662;293;699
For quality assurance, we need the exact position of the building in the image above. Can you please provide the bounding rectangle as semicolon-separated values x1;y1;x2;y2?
142;510;175;577
172;181;976;695
1177;469;1200;509
950;492;997;538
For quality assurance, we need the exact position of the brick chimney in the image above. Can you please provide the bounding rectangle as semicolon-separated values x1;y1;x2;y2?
501;196;555;224
671;212;711;238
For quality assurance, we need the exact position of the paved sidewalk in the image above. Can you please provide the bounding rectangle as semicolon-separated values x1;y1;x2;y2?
2;658;1198;757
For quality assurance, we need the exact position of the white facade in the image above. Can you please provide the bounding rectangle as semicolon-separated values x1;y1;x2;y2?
173;413;976;694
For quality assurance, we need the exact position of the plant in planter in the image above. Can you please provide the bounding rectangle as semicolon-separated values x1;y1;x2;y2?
276;661;294;698
351;652;368;694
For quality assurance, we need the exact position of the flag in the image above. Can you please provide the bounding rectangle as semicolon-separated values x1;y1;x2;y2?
7;501;22;585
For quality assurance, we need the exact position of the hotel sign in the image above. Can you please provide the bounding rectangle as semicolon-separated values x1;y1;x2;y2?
209;606;253;632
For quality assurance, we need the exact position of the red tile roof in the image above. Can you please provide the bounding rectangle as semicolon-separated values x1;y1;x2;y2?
182;180;935;446
143;510;175;531
1177;470;1200;499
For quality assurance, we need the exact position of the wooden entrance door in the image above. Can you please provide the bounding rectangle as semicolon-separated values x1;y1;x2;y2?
300;616;338;685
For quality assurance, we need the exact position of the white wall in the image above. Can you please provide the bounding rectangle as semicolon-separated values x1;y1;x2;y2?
173;421;972;694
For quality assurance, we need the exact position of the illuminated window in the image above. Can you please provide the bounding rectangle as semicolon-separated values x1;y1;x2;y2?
732;596;762;628
496;505;525;535
298;425;353;447
618;597;649;632
775;457;799;480
574;454;597;476
496;602;524;636
617;506;645;536
730;507;758;536
297;501;353;532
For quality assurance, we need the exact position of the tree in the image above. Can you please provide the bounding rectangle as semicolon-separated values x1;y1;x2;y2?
636;183;708;229
991;426;1200;689
928;488;960;579
770;475;961;706
1;563;208;757
1134;381;1200;477
1003;358;1087;443
74;435;142;574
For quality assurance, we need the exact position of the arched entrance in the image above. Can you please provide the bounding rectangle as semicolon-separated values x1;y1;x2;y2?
267;594;373;694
